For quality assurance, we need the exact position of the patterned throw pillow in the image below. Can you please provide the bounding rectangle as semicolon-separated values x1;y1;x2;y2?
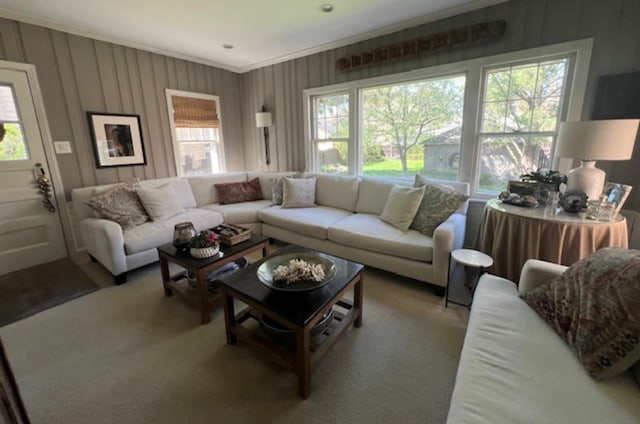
281;177;316;208
271;172;305;205
410;175;469;236
84;185;149;229
520;247;640;380
215;177;264;205
380;185;425;232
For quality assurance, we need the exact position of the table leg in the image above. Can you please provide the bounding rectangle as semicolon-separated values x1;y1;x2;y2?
296;326;311;399
262;241;271;257
196;269;210;324
222;288;237;345
445;253;452;308
354;273;364;328
159;256;173;297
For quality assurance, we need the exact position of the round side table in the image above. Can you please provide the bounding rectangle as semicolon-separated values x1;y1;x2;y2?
446;249;493;308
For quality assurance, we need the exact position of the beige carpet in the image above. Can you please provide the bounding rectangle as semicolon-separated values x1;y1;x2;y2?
0;254;469;424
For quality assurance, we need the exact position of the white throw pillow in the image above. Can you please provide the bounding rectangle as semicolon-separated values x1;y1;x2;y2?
281;177;317;208
136;184;185;221
380;185;425;232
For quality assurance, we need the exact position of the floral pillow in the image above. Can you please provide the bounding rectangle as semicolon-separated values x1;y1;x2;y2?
410;175;469;236
520;247;640;380
84;185;149;229
215;177;264;205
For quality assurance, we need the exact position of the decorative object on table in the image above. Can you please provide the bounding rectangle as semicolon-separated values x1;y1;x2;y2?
87;112;146;167
212;223;252;246
519;168;567;204
259;308;335;345
553;119;639;201
498;191;537;207
189;230;220;259
585;197;616;221
602;182;632;216
559;190;588;213
256;105;272;165
506;180;536;197
257;252;336;292
187;257;248;292
172;222;197;255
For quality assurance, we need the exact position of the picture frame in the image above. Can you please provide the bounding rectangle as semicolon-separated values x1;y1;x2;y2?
87;112;146;168
602;182;632;215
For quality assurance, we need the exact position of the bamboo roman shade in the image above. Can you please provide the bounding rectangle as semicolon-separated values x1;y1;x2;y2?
172;96;219;128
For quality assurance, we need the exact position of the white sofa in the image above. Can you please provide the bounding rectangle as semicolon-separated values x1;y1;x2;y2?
447;259;640;424
71;172;469;288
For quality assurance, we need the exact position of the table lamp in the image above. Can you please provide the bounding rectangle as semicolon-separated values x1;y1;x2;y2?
256;106;272;165
554;119;639;201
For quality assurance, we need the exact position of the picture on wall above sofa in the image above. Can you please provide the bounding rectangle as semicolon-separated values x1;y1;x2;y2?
87;112;147;168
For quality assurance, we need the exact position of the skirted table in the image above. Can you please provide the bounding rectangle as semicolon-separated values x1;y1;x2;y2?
477;198;628;282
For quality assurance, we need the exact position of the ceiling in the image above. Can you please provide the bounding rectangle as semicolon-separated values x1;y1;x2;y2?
0;0;507;73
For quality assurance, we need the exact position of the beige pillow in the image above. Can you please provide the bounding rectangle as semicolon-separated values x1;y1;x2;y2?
281;177;316;208
411;174;469;236
520;247;640;380
380;185;425;232
136;184;185;221
84;185;149;230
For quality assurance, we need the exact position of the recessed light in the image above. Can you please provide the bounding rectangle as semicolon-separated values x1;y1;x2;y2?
320;4;334;13
222;44;234;49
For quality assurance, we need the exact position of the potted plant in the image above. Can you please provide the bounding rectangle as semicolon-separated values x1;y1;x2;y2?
189;230;220;259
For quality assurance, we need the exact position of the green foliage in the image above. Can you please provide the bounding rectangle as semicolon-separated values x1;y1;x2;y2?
0;124;28;161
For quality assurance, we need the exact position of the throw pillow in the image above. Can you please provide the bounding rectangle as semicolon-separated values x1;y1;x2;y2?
411;175;469;236
84;185;149;230
520;247;640;380
271;172;305;205
215;177;264;205
380;185;426;232
136;184;186;221
281;177;316;208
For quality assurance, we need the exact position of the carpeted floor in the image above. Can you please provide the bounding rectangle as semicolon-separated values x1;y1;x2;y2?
0;254;469;424
0;259;100;327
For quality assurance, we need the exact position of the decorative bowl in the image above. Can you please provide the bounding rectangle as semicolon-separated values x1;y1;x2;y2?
259;308;335;344
257;252;336;292
190;245;220;259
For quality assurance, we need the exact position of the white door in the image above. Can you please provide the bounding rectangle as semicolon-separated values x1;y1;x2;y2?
0;65;67;275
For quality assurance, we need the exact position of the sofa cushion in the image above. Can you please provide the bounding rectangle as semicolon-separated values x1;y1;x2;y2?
247;171;296;201
214;177;264;205
85;185;149;230
123;208;223;254
201;200;272;224
520;247;640;380
187;173;248;206
138;178;197;209
380;185;425;232
136;184;186;221
315;174;360;211
411;175;470;236
258;206;351;240
355;177;410;215
282;177;317;208
329;213;433;262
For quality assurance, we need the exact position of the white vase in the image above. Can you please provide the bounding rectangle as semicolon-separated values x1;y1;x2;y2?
190;244;220;259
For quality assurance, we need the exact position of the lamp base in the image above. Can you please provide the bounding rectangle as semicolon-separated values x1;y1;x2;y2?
566;160;605;201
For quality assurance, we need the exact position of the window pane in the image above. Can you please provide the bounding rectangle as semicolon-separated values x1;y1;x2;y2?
317;141;348;174
481;101;507;132
485;71;511;102
478;135;553;192
178;142;221;176
506;99;532;131
361;75;465;179
0;123;29;161
530;96;561;132
313;93;349;140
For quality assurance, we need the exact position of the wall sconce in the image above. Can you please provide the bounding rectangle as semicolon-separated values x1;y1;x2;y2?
255;106;273;165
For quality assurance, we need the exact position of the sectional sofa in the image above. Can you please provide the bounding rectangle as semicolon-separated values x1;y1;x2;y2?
71;172;469;289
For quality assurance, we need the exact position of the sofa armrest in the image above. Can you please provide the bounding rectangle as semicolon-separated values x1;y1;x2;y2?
432;213;467;286
79;218;127;276
518;259;567;295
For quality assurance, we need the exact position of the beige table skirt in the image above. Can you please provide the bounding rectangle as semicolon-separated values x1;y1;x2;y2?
477;203;628;282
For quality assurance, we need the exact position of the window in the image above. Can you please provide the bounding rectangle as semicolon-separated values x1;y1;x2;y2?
166;90;225;176
304;39;592;197
0;85;29;161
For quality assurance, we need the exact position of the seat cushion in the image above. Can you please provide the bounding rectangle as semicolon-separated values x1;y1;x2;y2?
258;206;351;240
329;213;433;262
201;200;272;224
123;209;223;254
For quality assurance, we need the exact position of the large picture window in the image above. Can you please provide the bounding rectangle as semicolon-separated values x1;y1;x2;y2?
310;92;349;174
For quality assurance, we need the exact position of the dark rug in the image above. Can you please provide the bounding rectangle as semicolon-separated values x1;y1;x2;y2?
0;259;100;327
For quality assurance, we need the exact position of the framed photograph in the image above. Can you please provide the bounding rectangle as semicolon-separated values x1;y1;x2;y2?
87;112;146;167
602;182;632;215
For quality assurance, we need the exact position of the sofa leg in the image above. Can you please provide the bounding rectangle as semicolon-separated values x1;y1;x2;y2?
114;273;127;285
89;254;97;263
434;286;445;297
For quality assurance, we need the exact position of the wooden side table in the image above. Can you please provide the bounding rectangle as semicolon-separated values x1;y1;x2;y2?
445;248;493;308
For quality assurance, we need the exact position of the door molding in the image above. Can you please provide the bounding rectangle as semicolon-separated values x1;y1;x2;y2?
0;60;74;256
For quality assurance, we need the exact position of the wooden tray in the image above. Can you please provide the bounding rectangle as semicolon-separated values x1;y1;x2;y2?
212;223;252;246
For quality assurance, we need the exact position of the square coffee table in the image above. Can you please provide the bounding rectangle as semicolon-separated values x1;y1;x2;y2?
220;245;364;398
157;234;270;324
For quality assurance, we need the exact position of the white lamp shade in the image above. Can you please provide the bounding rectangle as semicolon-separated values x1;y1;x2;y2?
255;111;272;128
555;119;639;160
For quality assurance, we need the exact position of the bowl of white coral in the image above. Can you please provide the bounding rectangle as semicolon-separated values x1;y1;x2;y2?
257;252;336;292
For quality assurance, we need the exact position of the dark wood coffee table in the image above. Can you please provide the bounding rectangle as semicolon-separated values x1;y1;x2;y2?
220;245;364;398
157;234;270;324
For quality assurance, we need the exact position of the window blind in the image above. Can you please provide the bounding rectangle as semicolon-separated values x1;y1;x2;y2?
172;96;219;128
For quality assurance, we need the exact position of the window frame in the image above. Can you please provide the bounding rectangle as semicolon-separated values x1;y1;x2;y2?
303;38;593;198
165;89;226;176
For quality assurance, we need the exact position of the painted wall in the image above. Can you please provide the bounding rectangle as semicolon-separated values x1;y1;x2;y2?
241;0;640;211
0;18;246;199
